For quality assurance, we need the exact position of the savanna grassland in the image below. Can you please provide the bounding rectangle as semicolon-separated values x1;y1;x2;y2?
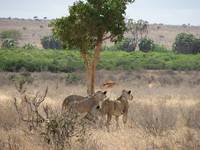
1;17;200;150
0;71;200;150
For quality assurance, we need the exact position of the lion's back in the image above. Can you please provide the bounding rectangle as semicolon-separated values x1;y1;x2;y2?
62;95;85;111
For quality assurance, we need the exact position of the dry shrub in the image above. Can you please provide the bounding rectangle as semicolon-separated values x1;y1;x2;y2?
9;72;88;150
130;102;177;136
1;73;87;149
41;110;87;150
13;91;87;150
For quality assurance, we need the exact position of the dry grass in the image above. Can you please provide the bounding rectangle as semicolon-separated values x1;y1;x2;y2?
0;70;200;150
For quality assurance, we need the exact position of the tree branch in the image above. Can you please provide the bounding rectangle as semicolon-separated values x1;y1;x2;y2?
102;35;112;41
80;50;91;69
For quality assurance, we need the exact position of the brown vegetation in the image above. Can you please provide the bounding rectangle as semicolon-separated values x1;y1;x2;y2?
0;70;200;149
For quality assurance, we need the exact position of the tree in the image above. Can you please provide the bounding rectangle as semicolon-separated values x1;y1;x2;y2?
33;16;38;20
193;38;200;54
173;33;196;54
126;19;148;51
52;0;135;95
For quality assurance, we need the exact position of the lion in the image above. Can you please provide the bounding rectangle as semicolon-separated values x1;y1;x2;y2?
100;90;133;131
62;91;107;119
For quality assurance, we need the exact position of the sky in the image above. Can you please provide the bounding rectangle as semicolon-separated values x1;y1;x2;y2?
0;0;200;25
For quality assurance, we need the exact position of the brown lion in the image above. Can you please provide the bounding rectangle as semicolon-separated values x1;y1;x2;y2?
100;90;133;131
62;91;107;119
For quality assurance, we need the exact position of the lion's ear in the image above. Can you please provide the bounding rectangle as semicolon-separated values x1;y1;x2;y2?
128;90;131;94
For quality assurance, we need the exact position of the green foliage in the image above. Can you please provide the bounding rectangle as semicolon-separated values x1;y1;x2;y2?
103;38;135;51
0;49;200;72
0;30;21;41
41;36;62;49
173;33;200;54
115;38;135;52
1;38;17;49
193;38;200;53
22;43;36;50
0;49;84;72
52;0;135;51
139;38;154;52
153;44;168;52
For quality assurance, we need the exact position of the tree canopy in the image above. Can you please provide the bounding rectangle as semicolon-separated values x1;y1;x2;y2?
52;0;135;51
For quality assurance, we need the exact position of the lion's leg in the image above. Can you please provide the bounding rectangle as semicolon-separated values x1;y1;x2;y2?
98;113;105;128
106;114;112;132
115;116;119;129
122;113;128;125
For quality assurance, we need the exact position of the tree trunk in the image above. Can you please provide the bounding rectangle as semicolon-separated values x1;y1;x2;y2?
86;65;93;95
81;40;102;96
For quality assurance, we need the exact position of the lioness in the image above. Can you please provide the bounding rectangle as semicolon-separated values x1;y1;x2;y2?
100;90;133;131
62;91;107;119
62;95;85;111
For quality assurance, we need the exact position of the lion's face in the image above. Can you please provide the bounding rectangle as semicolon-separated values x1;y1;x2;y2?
93;91;107;101
122;90;133;101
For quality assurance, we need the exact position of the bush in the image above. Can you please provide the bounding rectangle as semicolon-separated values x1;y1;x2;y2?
0;30;21;41
193;38;200;54
115;38;136;52
41;36;62;49
153;44;168;52
173;33;200;54
22;43;36;50
0;49;200;72
103;38;136;51
139;38;154;52
1;38;17;49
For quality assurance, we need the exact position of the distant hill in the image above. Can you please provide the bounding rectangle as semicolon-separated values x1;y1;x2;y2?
0;18;51;48
0;18;200;49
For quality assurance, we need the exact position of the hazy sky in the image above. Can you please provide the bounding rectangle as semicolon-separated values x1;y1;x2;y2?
0;0;200;25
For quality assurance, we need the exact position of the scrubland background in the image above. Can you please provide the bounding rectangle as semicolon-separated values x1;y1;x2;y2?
0;18;200;48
